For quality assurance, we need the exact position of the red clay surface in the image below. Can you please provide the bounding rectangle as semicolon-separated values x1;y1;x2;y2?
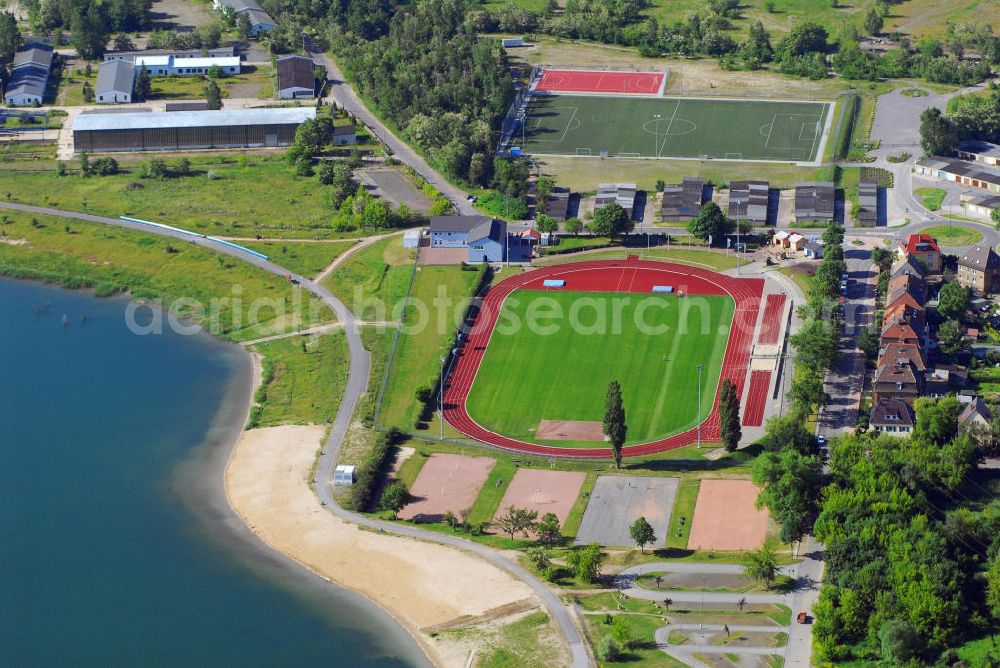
688;479;770;551
757;293;786;346
742;370;771;427
495;469;587;527
397;453;495;522
536;420;605;441
535;69;665;95
443;258;765;459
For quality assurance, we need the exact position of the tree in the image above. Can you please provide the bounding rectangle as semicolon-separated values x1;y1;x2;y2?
938;281;970;320
871;246;893;275
857;324;880;359
629;516;656;552
752;449;823;543
913;395;962;446
204;79;223;110
937;319;969;357
113;33;135;52
207;64;223;80
718;378;742;451
987;555;1000;620
604;381;627;469
777;21;829;58
790;319;839;372
536;214;558;235
596;634;621;662
591;203;632;239
139;158;169;179
993;206;1000;228
494;506;538;539
379;481;409;514
878;619;920;663
740;21;774;67
526;546;552;572
536;512;562;545
864;8;884;36
79;150;91;178
564;217;582;236
919;107;958;156
743;542;779;587
0;11;21;66
172;157;191;177
687;201;733;246
134;67;152;102
787;372;827;417
82;81;95;103
237;11;253;40
568;542;605;583
535;176;555;214
761;415;819;455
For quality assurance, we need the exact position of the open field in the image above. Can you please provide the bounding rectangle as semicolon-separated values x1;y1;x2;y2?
538;246;740;272
574;475;678;547
398;453;495;522
688;479;770;551
465;289;733;447
0;155;355;238
323;236;415;318
520;94;830;162
240;239;357;277
922;224;982;246
0;211;332;341
887;0;1000;38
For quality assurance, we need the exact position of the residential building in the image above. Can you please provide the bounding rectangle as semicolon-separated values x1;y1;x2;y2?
870;399;915;434
957;244;1000;293
958;397;993;443
595;183;637;217
880;318;922;347
891;255;927;280
896;233;942;273
72;107;316;152
873;357;923;405
4;42;53;106
660;177;703;223
728;180;770;224
276;55;316;99
957;140;1000;167
878;342;927;373
794;182;835;223
212;0;276;35
914;157;1000;195
883;301;926;337
95;59;135;104
428;215;507;263
888;273;927;304
802;240;824;258
857;180;878;227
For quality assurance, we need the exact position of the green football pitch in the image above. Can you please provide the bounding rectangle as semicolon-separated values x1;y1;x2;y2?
517;94;831;162
464;290;735;447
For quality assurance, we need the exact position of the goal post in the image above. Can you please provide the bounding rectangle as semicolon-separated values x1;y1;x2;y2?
575;147;592;156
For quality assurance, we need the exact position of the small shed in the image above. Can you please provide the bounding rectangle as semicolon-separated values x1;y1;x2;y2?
334;465;355;486
403;229;421;248
502;37;524;47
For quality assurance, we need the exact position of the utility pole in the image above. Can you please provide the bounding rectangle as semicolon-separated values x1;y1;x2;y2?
696;364;703;449
439;355;446;440
652;113;661;158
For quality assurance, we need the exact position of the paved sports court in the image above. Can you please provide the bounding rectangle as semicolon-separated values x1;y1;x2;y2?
574;475;678;547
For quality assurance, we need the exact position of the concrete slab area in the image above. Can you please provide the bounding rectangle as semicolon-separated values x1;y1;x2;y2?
574;475;678;547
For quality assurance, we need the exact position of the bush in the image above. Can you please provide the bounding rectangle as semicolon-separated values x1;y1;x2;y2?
139;158;169;179
478;192;529;220
91;157;119;176
350;428;404;511
596;634;621;662
379;480;410;514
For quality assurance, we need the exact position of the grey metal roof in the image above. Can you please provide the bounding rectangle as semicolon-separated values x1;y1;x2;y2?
73;107;316;132
12;43;53;69
244;8;274;26
858;180;878;225
429;215;492;233
277;55;316;92
729;180;769;222
794;181;835;219
105;47;235;61
165;101;210;112
661;177;703;220
5;63;49;100
918;156;1000;186
96;59;135;96
217;0;262;10
959;140;1000;160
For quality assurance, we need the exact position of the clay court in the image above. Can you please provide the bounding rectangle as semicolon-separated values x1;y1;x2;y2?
534;68;666;95
536;420;605;442
397;453;494;522
495;469;586;527
687;479;770;551
574;475;678;547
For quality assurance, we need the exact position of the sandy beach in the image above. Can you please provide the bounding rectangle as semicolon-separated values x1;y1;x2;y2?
225;424;548;667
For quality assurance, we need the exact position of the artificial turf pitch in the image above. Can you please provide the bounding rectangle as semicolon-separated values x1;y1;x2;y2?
464;290;735;447
519;94;831;161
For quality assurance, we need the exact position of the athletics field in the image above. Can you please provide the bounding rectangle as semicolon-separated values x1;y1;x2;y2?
517;94;831;162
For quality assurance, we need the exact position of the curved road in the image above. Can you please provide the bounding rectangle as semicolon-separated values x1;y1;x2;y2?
0;200;590;668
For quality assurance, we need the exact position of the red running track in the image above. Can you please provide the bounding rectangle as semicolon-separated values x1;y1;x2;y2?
535;69;665;95
443;258;764;459
742;370;771;427
756;293;786;346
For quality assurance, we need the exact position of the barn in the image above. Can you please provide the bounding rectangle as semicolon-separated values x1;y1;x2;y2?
73;107;316;153
276;55;316;99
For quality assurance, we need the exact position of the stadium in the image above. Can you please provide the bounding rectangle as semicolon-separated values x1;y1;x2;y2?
442;257;788;459
501;68;833;163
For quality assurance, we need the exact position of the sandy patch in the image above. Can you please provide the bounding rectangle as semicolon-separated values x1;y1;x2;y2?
496;469;586;527
225;425;539;666
398;453;495;522
0;237;28;246
536;419;605;441
688;479;770;551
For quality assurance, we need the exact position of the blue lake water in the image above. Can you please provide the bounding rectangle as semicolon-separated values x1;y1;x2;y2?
0;278;427;667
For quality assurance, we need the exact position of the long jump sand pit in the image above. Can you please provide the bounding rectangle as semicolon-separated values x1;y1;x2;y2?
398;453;495;522
688;479;770;551
575;475;678;547
495;469;586;527
536;420;605;441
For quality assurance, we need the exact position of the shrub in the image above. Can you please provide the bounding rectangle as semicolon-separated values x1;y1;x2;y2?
596;634;621;662
139;158;169;179
350;428;404;511
91;157;119;176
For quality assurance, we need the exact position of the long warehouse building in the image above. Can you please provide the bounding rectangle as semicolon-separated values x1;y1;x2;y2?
73;107;316;153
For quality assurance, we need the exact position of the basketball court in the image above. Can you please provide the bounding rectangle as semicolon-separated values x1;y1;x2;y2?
687;479;770;551
574;475;678;547
534;69;667;96
494;469;586;526
398;453;495;522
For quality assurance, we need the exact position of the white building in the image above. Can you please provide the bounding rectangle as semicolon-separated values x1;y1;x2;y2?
333;465;355;486
95;60;135;104
134;55;241;77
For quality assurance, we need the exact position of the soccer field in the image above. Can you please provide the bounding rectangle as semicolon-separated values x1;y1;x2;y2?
517;94;831;162
464;290;735;447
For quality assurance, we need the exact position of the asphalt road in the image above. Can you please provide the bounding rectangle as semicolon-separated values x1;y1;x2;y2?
0;200;592;668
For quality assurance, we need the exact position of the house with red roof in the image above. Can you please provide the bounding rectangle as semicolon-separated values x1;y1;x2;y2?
896;233;942;273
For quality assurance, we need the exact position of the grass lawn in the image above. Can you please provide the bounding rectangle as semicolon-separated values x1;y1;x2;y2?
563;472;598;537
465;290;734;447
521;94;830;162
249;331;349;426
666;479;700;549
955;633;1000;665
149;66;274;100
915;187;947;212
240;239;357;277
536;246;738;272
467;457;517;526
60;67;98;106
921;224;983;246
0;211;331;341
378;263;485;430
582;613;684;667
323;236;415;320
0;155;353;238
477;611;566;668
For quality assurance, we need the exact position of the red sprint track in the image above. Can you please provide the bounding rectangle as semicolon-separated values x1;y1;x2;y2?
756;293;786;346
741;370;771;427
535;69;665;95
443;258;764;459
